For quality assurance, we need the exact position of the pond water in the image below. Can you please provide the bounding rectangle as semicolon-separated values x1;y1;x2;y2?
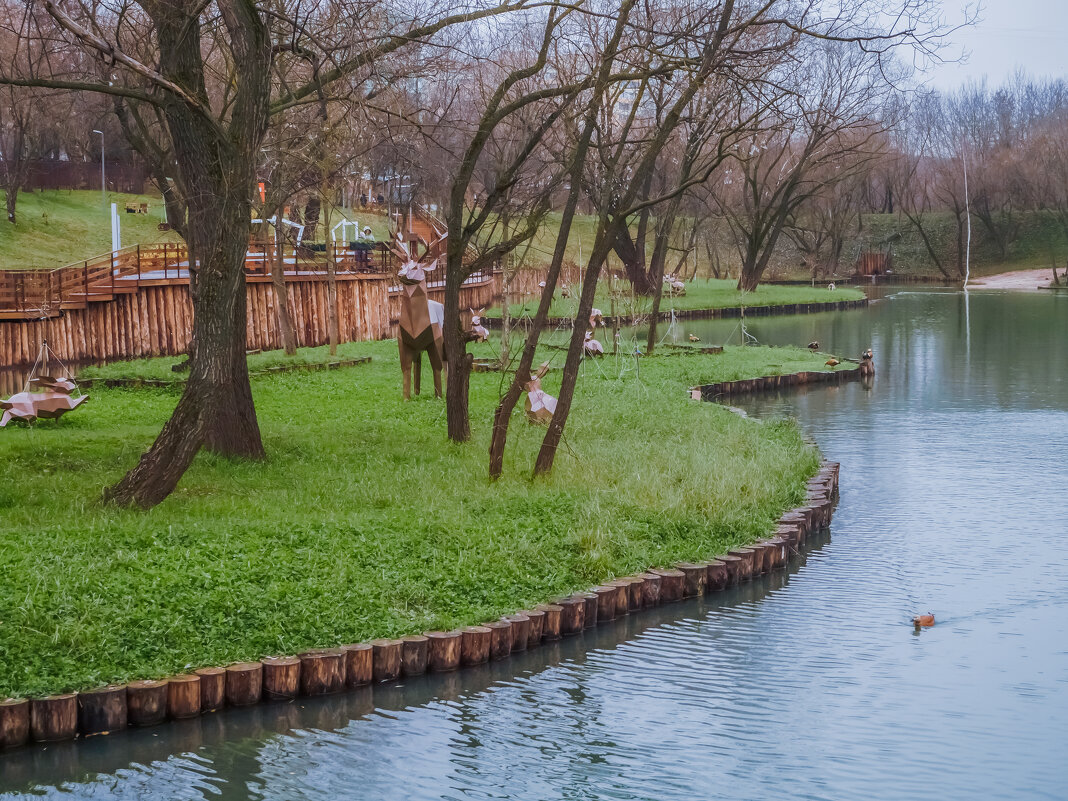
2;288;1067;800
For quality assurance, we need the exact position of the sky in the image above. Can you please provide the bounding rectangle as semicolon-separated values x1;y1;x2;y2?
924;0;1068;89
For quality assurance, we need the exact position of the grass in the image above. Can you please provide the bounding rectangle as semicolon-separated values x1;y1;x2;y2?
0;338;841;698
488;276;864;318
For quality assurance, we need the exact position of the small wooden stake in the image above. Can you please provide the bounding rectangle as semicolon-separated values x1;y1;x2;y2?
299;649;345;695
401;635;430;676
727;548;756;580
77;685;127;736
342;643;373;686
370;640;403;683
675;563;707;597
638;572;662;606
705;560;728;592
425;631;463;672
167;675;201;719
225;662;263;707
504;614;531;650
127;680;168;727
461;626;492;665
622;577;645;611
593;586;617;622
0;698;29;749
31;694;78;743
556;598;585;635
262;657;301;701
538;604;563;640
650;568;685;603
524;609;545;646
195;667;226;712
576;593;599;627
486;621;512;660
717;554;745;585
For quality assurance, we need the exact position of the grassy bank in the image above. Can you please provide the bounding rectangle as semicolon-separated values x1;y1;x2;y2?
489;277;864;318
0;339;842;698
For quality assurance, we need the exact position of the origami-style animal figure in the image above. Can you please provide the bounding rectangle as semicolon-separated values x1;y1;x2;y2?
1;376;88;427
663;273;686;295
827;282;836;291
583;330;604;356
393;233;446;399
859;348;875;378
589;308;605;327
560;283;571;298
469;308;489;342
524;362;556;425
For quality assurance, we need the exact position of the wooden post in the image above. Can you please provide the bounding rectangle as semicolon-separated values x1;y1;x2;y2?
461;626;492;665
299;650;345;695
31;694;78;742
194;667;226;712
370;639;402;682
401;635;430;676
262;657;301;701
486;621;512;660
538;604;563;640
167;675;201;719
727;548;757;580
650;568;685;603
77;685;127;736
127;680;168;727
556;598;585;635
576;592;599;628
0;698;29;750
524;609;545;646
638;572;662;606
225;662;263;707
675;563;707;597
503;614;531;650
705;560;729;592
342;643;374;687
593;586;617;622
717;554;745;585
425;631;463;672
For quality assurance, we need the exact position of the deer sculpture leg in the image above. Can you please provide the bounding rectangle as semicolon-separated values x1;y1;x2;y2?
427;342;444;398
413;351;423;396
399;340;414;400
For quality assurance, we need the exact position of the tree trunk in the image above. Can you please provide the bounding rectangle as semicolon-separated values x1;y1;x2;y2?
104;194;264;508
444;235;471;442
271;219;298;355
5;184;17;224
322;194;338;354
304;195;321;242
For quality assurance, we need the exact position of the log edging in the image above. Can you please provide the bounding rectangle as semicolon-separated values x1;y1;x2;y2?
0;461;840;751
696;366;862;400
79;356;372;389
483;297;868;329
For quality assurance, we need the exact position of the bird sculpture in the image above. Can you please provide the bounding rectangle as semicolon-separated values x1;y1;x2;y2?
807;341;819;350
825;358;840;367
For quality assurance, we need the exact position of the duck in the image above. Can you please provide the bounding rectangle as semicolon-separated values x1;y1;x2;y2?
807;341;819;350
825;358;840;367
688;334;700;342
913;613;935;628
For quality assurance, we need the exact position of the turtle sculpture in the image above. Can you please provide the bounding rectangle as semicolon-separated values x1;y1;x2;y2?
1;375;88;427
392;232;447;399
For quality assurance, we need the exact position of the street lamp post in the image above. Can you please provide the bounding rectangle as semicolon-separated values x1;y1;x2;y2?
92;129;105;204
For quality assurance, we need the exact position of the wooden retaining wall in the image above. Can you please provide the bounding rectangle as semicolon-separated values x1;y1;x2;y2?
697;366;863;400
0;274;499;368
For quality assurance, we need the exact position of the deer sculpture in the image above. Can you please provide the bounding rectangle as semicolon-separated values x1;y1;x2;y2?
583;330;604;356
469;308;489;342
664;273;686;296
392;232;446;399
524;361;557;425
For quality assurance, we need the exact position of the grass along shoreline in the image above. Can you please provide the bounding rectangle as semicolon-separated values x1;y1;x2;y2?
0;339;847;698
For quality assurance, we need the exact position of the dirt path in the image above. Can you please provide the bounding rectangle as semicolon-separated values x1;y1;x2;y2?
968;268;1058;290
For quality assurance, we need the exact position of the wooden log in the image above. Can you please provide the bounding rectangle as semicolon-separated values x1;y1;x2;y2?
194;667;226;712
225;662;263;707
299;649;345;695
705;560;729;592
763;537;788;571
401;635;429;676
538;604;563;640
370;639;403;682
632;573;660;607
127;680;168;727
167;675;201;719
77;685;127;736
461;626;492;665
556;597;585;635
675;563;707;597
486;621;512;660
593;586;617;622
262;657;301;701
503;614;531;650
576;592;599;627
718;554;745;585
605;581;630;616
342;643;373;686
779;511;809;541
727;548;757;580
621;577;644;611
425;631;463;672
749;544;769;575
524;609;545;646
774;523;802;547
0;698;30;750
650;568;685;603
30;694;78;742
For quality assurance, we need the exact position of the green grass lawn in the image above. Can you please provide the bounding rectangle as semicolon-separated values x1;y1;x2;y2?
0;338;841;698
488;277;864;318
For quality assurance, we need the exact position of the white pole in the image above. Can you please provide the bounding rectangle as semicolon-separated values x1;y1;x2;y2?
93;129;105;205
962;147;971;289
111;203;121;251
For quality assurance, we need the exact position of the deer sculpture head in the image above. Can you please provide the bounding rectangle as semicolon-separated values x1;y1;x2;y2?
391;231;447;399
469;308;489;342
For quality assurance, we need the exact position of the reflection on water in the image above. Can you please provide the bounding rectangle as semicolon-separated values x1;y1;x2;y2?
2;288;1067;800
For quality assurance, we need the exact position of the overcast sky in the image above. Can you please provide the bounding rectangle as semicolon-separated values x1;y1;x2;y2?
923;1;1068;89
